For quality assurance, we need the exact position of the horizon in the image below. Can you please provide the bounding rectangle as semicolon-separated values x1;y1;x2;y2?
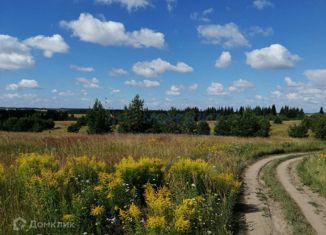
1;0;326;112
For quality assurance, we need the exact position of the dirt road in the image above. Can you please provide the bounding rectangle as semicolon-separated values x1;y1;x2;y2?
242;152;325;235
277;157;326;235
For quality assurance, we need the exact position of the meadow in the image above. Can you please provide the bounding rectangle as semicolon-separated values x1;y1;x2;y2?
0;122;325;234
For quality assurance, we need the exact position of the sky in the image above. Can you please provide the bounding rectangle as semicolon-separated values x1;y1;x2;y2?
0;0;326;112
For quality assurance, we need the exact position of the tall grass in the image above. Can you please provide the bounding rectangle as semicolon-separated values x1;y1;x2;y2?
297;153;326;197
0;131;325;234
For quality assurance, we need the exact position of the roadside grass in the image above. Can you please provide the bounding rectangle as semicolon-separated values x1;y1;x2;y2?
262;157;316;235
297;153;326;197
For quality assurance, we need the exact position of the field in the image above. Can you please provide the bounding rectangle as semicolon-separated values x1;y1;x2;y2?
0;122;325;234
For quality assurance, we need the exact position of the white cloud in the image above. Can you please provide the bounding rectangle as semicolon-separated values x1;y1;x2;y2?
249;26;274;37
271;90;282;98
253;0;273;10
109;68;128;76
111;89;120;93
228;79;254;92
246;44;300;69
124;79;160;88
190;8;214;22
255;95;263;100
76;77;100;88
70;65;94;72
197;23;249;48
52;89;58;93
304;69;326;87
215;51;231;68
166;85;182;96
0;34;35;70
207;82;227;96
132;58;193;77
24;34;69;58
61;13;165;48
166;0;177;12
189;83;198;91
95;0;150;11
6;79;39;90
284;76;303;87
286;92;299;100
58;90;74;96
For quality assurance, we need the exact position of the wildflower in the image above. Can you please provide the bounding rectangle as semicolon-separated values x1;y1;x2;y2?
63;214;75;222
146;216;166;229
90;205;105;217
129;203;141;219
175;217;190;232
144;183;171;214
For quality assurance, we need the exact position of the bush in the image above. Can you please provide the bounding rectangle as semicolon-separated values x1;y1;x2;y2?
273;116;283;124
197;121;210;135
67;124;81;133
288;124;308;138
314;118;326;140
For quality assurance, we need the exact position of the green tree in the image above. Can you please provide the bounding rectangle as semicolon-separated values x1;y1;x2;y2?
118;95;146;133
87;99;112;134
197;121;210;135
288;124;308;138
273;115;283;124
319;107;324;114
181;112;197;134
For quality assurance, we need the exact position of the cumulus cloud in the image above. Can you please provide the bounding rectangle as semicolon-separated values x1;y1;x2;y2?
245;44;300;69
109;68;128;76
0;35;35;70
95;0;150;11
284;76;303;87
304;69;326;87
132;58;193;77
76;77;100;88
124;79;160;88
24;34;69;58
207;82;227;96
60;13;165;48
189;83;198;91
190;8;214;22
197;23;249;48
253;0;273;10
70;65;94;72
215;51;232;68
228;79;254;92
6;79;39;91
166;85;182;96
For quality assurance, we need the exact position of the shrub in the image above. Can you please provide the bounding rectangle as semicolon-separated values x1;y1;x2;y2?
314;118;326;140
67;124;81;133
288;124;308;138
197;121;210;135
181;112;197;134
273;116;283;124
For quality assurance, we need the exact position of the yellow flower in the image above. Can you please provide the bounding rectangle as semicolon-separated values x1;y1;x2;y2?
175;199;196;219
94;185;103;192
129;203;141;219
146;216;166;229
175;217;190;232
144;183;171;214
63;214;75;222
90;205;105;217
0;163;4;182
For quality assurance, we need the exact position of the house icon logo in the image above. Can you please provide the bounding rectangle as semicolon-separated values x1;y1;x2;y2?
13;217;27;231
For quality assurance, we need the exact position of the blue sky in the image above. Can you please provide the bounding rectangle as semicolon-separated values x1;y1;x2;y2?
0;0;325;111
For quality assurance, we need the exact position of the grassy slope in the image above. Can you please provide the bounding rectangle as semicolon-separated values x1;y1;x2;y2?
297;154;326;197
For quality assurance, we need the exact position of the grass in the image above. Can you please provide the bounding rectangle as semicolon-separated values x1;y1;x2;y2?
297;153;326;197
0;124;325;234
262;157;316;235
